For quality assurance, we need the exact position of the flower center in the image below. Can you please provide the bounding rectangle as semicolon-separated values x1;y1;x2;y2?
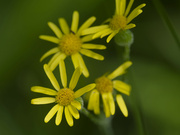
59;33;82;56
95;76;113;93
109;15;127;30
56;88;74;106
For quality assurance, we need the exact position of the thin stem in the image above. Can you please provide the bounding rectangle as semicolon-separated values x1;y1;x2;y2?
123;45;130;61
81;107;114;135
120;43;146;135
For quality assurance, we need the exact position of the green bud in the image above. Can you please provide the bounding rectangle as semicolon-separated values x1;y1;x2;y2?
114;30;134;47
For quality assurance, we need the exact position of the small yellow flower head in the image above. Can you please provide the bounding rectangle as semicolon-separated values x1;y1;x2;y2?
59;33;82;55
31;61;95;126
95;76;113;93
109;15;127;30
56;88;75;106
82;0;146;43
40;11;106;77
88;61;132;117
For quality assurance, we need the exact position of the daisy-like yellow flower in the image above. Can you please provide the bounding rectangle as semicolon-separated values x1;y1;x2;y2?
82;0;146;43
40;11;106;77
88;61;132;117
31;60;96;126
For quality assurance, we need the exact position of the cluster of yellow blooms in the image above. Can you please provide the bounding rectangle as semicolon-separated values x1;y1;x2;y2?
31;0;145;127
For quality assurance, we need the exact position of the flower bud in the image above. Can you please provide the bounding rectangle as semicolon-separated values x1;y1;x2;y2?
114;30;134;47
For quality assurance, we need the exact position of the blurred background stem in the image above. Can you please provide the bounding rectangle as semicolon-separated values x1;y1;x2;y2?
152;0;180;49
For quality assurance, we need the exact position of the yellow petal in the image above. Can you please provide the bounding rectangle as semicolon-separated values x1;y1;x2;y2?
81;35;94;42
87;90;96;110
116;94;128;117
71;54;79;69
65;106;74;127
82;25;108;35
48;22;63;38
49;53;66;71
82;44;106;50
40;47;59;62
80;49;104;60
44;104;60;123
75;53;89;77
127;9;143;24
102;93;111;117
119;0;126;16
124;0;134;17
31;97;55;104
107;61;132;80
59;59;67;88
44;64;60;91
55;106;64;125
71;11;79;33
92;28;110;39
107;92;115;115
125;23;136;30
74;83;96;98
106;31;118;43
71;100;81;110
113;80;131;95
69;67;81;90
93;90;100;115
31;86;57;95
68;105;80;119
127;3;146;23
59;18;70;34
48;52;61;66
101;29;113;38
115;0;120;15
39;35;59;44
77;16;96;35
130;3;146;16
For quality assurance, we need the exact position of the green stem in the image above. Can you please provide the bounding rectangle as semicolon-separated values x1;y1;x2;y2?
122;45;146;135
123;45;130;61
81;107;114;135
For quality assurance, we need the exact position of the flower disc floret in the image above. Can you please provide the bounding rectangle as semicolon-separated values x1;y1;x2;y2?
56;88;74;106
95;76;113;93
109;15;127;30
59;33;82;55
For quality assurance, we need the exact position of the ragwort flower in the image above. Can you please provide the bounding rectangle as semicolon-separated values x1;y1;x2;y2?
82;0;146;43
88;61;132;117
40;11;106;77
31;61;96;126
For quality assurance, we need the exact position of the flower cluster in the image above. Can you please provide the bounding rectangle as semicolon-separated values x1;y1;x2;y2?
31;0;145;127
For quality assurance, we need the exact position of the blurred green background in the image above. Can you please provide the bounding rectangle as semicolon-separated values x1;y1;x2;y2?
0;0;180;135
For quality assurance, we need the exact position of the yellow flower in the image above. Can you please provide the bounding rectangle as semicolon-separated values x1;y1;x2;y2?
31;61;96;126
87;61;132;117
82;0;146;43
40;11;106;77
